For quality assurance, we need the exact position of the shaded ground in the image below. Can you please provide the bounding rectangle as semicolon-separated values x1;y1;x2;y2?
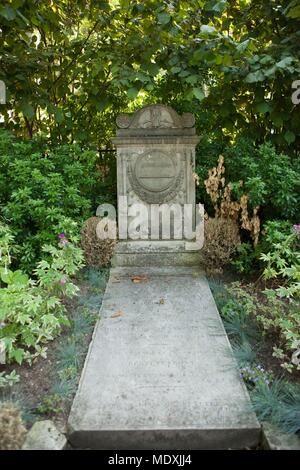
1;263;299;444
0;267;109;432
209;266;300;383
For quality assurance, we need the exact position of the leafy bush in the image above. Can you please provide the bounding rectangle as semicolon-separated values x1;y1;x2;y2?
0;371;20;389
196;137;300;222
0;222;15;271
261;222;300;299
231;242;260;274
36;394;64;415
220;283;259;344
220;279;300;374
0;130;114;272
257;221;300;373
0;223;84;367
256;294;300;373
34;267;107;418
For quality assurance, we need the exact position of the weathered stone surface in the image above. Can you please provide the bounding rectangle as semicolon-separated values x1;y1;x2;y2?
262;422;300;450
112;240;202;267
68;267;260;449
113;105;200;244
22;420;67;450
0;340;5;364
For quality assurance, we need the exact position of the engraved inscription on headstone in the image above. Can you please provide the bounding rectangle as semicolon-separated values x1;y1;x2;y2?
112;104;200;241
136;151;175;191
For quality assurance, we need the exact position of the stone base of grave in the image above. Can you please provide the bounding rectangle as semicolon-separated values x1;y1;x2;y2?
111;241;203;267
68;266;260;450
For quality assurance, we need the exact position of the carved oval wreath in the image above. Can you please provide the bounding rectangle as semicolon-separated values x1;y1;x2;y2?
127;150;184;204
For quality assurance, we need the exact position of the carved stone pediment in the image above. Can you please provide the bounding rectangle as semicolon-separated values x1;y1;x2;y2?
116;105;195;136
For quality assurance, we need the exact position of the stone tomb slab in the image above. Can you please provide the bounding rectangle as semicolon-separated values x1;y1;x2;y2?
68;267;260;449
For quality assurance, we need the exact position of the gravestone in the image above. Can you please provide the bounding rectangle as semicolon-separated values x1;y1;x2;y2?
67;105;260;449
112;105;202;266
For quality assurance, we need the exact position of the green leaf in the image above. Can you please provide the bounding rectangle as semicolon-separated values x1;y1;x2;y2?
200;25;216;34
185;74;199;85
12;270;29;286
54;108;64;124
237;40;250;53
13;348;24;365
19;103;35;119
276;57;293;69
127;87;139;100
286;6;300;18
193;87;205;101
0;268;28;286
170;66;181;74
284;130;296;145
264;66;277;77
260;55;273;65
212;1;227;14
256;102;271;114
157;12;170;25
245;71;265;83
271;115;283;128
0;268;13;284
0;6;17;21
223;55;232;66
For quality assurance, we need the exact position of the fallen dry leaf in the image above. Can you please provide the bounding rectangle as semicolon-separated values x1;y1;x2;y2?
110;310;124;318
131;275;149;283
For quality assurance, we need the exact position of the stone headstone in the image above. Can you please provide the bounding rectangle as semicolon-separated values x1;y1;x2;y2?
112;105;202;266
67;104;260;450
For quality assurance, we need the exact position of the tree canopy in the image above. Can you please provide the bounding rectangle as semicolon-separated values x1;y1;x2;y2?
1;0;300;150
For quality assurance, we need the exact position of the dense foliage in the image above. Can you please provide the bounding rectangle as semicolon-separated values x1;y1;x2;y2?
196;137;300;221
0;0;299;439
0;0;300;151
0;223;84;385
0;129;115;272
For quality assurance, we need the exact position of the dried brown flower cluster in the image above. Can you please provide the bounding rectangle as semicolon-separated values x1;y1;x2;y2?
0;402;27;450
192;172;200;187
81;217;116;267
204;155;260;246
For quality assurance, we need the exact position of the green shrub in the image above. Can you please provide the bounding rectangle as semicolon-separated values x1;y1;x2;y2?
0;223;84;367
220;283;259;345
256;294;300;373
231;242;260;274
260;222;300;299
0;129;114;272
36;394;64;415
0;371;20;389
196;137;300;222
220;279;300;374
